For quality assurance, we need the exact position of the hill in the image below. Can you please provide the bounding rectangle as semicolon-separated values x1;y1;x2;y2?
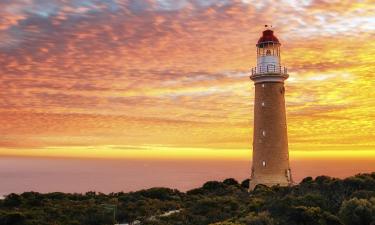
1;173;375;225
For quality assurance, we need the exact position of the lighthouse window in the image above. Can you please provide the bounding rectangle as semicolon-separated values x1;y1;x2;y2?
262;84;265;88
262;130;266;136
266;49;271;55
261;102;265;107
262;161;266;167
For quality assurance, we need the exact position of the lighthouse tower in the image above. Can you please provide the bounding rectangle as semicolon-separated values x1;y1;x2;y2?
249;27;292;190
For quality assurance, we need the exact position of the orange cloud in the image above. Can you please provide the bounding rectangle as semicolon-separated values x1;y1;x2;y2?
0;0;374;158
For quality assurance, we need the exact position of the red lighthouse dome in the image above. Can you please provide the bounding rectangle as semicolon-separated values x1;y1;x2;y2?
257;29;280;46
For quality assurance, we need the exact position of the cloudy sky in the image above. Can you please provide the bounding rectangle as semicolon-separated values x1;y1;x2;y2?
0;0;374;160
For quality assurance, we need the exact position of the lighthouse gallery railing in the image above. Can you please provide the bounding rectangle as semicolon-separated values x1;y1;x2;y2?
251;65;288;76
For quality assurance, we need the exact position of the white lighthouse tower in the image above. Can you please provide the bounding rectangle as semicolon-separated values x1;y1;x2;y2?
249;27;293;190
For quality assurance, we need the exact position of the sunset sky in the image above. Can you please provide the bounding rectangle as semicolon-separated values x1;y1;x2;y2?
1;0;375;160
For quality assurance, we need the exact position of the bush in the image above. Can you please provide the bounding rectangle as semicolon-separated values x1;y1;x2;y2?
339;198;375;225
223;179;239;186
238;211;275;225
3;194;23;207
1;172;375;225
241;179;250;189
210;222;244;225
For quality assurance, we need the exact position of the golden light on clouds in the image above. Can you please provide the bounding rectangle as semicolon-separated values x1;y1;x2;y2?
0;0;374;159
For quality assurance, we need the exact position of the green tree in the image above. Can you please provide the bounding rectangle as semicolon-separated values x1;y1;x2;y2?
238;211;275;225
241;179;250;189
3;194;23;207
210;222;243;225
339;198;375;225
287;206;342;225
223;179;239;186
0;212;26;225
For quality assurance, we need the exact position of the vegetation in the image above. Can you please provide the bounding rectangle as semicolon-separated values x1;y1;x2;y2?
1;173;375;225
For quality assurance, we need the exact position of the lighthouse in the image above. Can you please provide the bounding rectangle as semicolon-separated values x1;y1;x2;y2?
249;27;293;190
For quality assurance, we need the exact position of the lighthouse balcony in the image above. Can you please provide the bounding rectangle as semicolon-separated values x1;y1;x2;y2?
251;65;288;76
250;65;289;83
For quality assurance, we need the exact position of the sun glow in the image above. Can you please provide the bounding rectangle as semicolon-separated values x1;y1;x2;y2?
2;145;375;161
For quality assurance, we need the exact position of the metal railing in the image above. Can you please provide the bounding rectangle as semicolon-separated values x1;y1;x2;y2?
251;65;288;76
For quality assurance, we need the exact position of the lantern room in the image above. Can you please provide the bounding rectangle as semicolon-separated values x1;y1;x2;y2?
255;28;282;74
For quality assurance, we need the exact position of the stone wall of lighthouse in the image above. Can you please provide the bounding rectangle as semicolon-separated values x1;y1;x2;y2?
250;81;292;190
